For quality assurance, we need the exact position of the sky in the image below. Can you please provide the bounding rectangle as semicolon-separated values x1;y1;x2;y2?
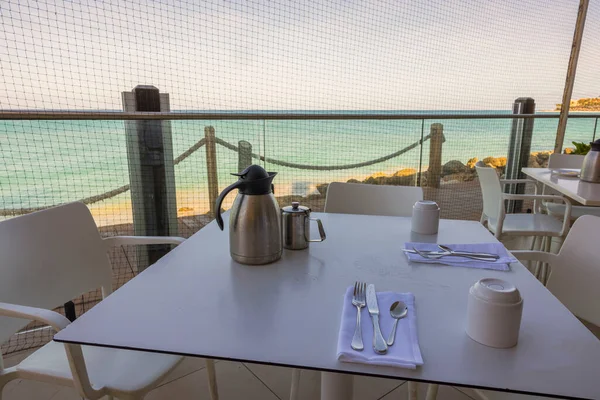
0;0;598;111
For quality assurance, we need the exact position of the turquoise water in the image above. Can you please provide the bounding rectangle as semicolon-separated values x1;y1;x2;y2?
0;112;597;210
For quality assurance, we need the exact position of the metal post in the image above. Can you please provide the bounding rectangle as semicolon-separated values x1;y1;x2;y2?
238;140;253;173
506;97;535;213
64;301;76;322
205;126;219;217
122;85;178;270
428;123;444;188
554;0;590;154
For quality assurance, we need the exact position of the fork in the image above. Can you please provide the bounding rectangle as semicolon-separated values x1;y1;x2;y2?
412;247;497;262
351;281;366;351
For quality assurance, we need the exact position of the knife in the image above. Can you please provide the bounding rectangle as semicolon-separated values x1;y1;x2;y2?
366;284;388;354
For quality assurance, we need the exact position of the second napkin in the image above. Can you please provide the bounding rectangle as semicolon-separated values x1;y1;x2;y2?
404;242;516;271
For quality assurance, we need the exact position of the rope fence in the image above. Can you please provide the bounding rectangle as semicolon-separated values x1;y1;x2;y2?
214;132;438;171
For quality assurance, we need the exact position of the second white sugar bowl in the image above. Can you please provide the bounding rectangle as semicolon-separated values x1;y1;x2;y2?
411;200;440;235
466;278;523;348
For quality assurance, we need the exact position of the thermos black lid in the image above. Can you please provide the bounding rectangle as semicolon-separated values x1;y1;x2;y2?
232;165;277;195
215;164;279;230
590;139;600;151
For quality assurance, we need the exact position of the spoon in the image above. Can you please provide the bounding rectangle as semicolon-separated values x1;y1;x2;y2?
387;301;408;346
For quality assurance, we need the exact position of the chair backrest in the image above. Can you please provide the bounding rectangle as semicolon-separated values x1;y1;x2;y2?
324;182;422;217
475;161;503;221
548;153;585;169
549;215;600;327
0;202;112;346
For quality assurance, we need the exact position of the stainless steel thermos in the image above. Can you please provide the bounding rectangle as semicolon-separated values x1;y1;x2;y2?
580;139;600;183
215;165;282;265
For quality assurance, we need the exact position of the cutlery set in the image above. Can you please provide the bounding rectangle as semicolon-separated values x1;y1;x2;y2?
403;244;500;262
351;281;407;354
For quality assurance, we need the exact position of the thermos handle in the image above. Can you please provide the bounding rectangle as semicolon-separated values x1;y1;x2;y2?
306;217;326;242
215;180;244;230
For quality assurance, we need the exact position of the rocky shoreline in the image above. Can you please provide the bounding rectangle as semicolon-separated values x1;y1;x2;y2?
555;97;600;112
316;151;552;196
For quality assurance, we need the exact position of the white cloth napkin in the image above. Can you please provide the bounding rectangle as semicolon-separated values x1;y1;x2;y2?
404;242;516;271
337;286;423;369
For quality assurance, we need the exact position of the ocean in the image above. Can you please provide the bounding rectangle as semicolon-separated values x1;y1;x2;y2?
0;111;597;220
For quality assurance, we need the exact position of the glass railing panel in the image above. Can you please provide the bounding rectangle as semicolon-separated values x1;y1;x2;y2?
261;118;424;212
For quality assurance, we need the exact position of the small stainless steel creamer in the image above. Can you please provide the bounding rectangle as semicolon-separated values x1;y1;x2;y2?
281;202;325;250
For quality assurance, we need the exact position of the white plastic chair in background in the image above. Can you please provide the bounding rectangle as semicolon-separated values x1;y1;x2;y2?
541;153;600;220
324;182;423;216
513;214;600;329
475;161;571;247
547;153;586;169
0;202;218;400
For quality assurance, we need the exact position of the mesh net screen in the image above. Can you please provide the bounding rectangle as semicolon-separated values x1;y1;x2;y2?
1;0;599;357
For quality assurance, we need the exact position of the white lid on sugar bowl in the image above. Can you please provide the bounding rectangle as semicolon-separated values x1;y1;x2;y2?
413;200;440;211
470;278;522;304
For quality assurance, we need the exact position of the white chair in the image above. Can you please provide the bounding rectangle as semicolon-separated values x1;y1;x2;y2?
547;153;585;169
542;154;600;220
322;182;422;400
0;202;218;400
466;215;600;400
324;182;423;216
513;214;600;328
476;161;571;247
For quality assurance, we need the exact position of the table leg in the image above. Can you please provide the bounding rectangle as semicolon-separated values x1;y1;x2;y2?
425;384;439;400
408;381;419;400
321;372;353;400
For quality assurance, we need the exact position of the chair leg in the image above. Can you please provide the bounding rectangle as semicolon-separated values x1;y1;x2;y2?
533;236;543;279
542;236;552;285
289;369;301;400
425;384;439;400
408;381;418;400
530;236;538;251
206;359;218;400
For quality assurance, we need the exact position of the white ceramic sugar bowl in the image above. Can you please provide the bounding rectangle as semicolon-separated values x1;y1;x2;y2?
411;200;440;235
466;278;523;348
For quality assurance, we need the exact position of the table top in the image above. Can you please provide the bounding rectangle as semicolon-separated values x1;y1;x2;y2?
54;213;600;399
522;167;600;206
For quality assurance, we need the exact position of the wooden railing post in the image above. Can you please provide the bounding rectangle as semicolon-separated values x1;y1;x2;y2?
205;126;219;216
238;140;253;172
428;123;444;188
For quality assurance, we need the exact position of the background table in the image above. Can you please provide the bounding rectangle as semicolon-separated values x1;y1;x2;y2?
522;167;600;206
55;213;600;399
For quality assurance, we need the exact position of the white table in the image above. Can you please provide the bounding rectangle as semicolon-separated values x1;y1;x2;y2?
54;214;600;399
522;167;600;206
